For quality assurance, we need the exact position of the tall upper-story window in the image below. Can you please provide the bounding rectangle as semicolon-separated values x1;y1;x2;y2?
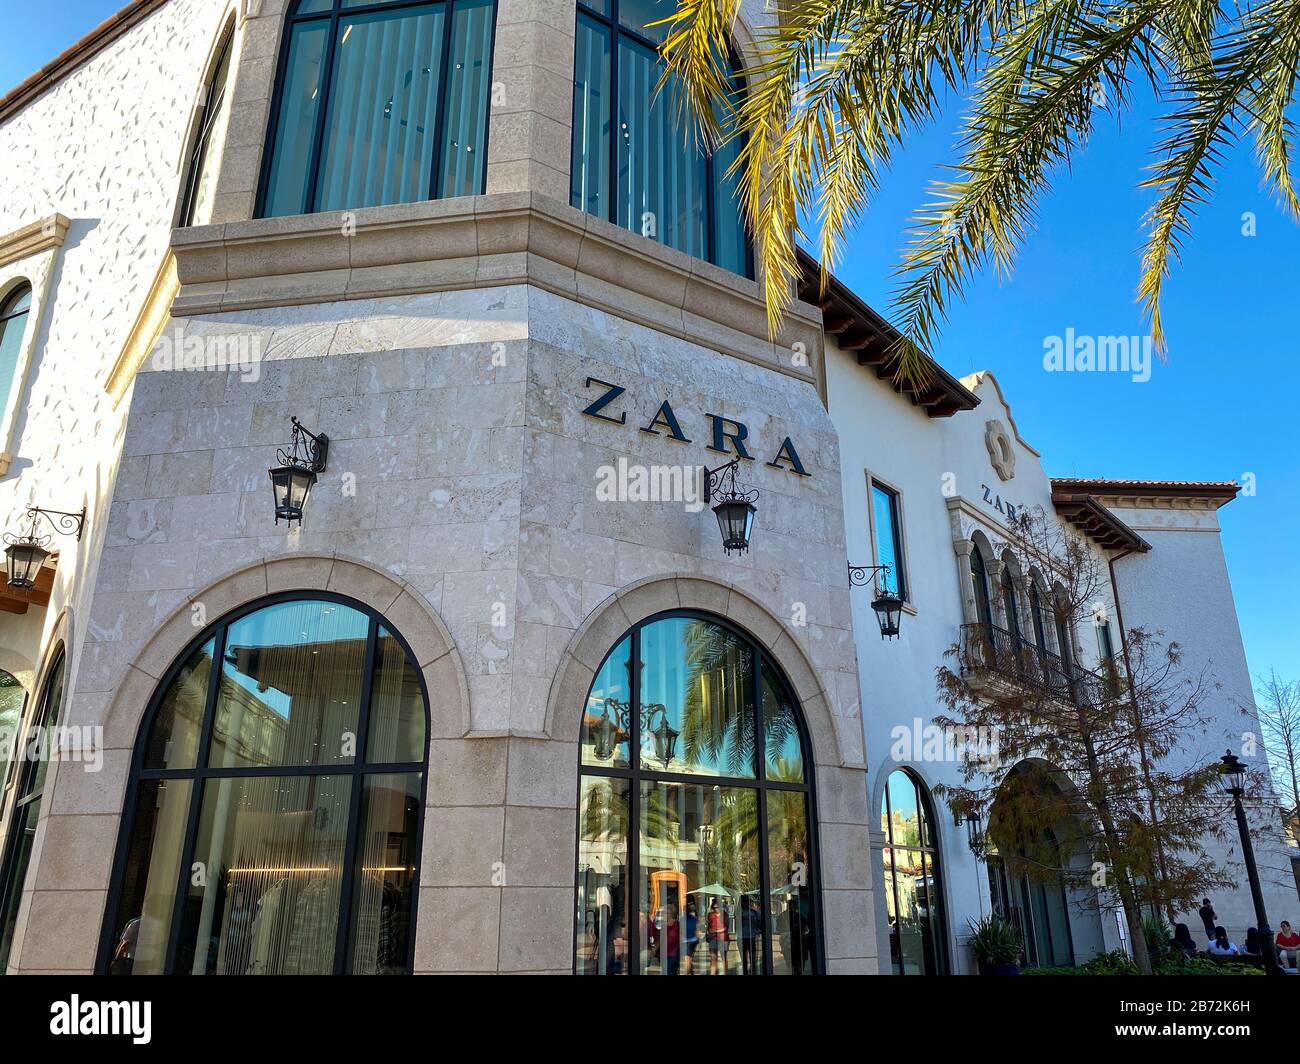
0;284;32;419
260;0;496;218
870;480;907;600
1000;567;1020;641
571;0;750;275
180;29;235;227
970;545;993;630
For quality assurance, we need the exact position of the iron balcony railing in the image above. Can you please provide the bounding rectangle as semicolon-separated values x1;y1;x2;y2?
960;622;1120;709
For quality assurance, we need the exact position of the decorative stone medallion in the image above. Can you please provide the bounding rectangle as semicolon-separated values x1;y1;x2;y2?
985;419;1016;481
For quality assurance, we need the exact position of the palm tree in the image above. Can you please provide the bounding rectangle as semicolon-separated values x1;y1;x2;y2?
658;0;1300;381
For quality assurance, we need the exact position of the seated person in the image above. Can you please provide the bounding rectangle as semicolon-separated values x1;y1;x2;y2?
1206;926;1243;956
1171;923;1198;957
1276;921;1300;968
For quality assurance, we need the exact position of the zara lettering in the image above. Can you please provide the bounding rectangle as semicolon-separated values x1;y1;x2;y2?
581;377;811;478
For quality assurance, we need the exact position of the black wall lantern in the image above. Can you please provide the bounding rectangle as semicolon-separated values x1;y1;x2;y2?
848;563;905;639
3;506;86;590
704;459;758;556
647;702;679;767
269;417;329;527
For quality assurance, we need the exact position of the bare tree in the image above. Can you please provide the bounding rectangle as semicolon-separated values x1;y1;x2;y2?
1256;670;1300;841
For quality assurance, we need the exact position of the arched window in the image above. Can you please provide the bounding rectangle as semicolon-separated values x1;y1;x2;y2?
1000;566;1020;641
1052;592;1074;670
179;27;235;227
0;670;24;792
1029;582;1049;653
100;597;429;975
570;0;751;275
0;283;33;418
969;545;993;629
575;612;820;975
0;648;64;972
880;769;948;975
259;0;496;218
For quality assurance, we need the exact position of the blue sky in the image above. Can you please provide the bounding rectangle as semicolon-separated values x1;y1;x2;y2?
3;2;1295;687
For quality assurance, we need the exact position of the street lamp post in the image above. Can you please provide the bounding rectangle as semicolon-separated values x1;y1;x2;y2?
1218;750;1286;975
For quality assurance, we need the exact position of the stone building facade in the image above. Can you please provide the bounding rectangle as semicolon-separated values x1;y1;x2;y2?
0;0;1290;976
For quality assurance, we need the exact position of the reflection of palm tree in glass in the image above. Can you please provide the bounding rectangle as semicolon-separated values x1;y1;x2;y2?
681;621;754;775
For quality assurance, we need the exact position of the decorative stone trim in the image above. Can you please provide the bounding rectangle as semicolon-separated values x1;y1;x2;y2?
541;572;852;769
0;214;70;268
984;419;1016;481
104;252;178;407
169;191;826;393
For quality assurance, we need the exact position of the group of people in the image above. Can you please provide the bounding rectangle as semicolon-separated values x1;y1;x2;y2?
647;896;762;975
1165;897;1300;968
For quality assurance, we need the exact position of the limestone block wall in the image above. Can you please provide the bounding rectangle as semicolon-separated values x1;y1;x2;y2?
22;282;876;973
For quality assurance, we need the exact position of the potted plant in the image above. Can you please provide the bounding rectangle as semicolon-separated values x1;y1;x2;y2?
969;915;1024;975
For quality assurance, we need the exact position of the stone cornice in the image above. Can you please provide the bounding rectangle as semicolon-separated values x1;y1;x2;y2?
0;214;71;269
169;192;825;394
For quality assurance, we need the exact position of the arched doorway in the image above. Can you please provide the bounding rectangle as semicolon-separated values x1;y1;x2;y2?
99;594;430;975
879;768;950;974
573;610;821;975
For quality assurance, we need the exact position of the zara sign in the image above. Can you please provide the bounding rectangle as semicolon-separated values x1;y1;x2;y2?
579;377;811;478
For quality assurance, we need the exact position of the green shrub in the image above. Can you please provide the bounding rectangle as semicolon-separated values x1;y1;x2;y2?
967;915;1023;968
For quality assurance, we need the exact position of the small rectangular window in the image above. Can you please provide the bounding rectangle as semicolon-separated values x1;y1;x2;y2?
870;480;907;600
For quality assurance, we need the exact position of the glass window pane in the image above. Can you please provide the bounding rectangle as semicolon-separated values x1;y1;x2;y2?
919;848;946;974
575;775;629;975
0;799;40;972
619;0;671;42
25;654;64;798
177;773;352;974
0;285;32;416
298;0;333;13
571;13;611;216
639;781;761;975
212;601;368;769
264;21;329;216
366;628;426;764
872;483;905;597
639;617;755;778
710;119;747;274
316;6;447;212
349;772;420;974
183;35;234;227
886;771;921;848
144;641;213;770
581;636;631;769
767;789;816;974
761;662;803;782
616;37;706;262
439;0;493;197
0;672;24;792
890;846;925;975
106;779;193;975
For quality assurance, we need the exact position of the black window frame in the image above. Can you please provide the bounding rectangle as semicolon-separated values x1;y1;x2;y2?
95;591;432;976
0;647;65;973
970;544;993;630
571;0;754;278
572;608;825;975
255;0;499;220
880;767;950;975
178;24;236;228
869;478;908;601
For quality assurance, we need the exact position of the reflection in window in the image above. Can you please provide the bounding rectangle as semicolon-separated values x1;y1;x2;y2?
0;283;33;421
880;769;948;975
570;0;750;275
104;598;429;975
0;650;65;972
0;670;25;792
261;0;495;218
871;482;907;599
575;614;818;974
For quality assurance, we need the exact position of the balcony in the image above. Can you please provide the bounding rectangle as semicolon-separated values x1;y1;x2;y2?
960;623;1118;709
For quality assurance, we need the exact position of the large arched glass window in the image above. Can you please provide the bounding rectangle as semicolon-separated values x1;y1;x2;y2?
179;28;235;227
260;0;496;218
0;649;64;973
570;0;751;275
0;283;33;419
101;597;429;975
880;769;948;975
575;612;819;975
